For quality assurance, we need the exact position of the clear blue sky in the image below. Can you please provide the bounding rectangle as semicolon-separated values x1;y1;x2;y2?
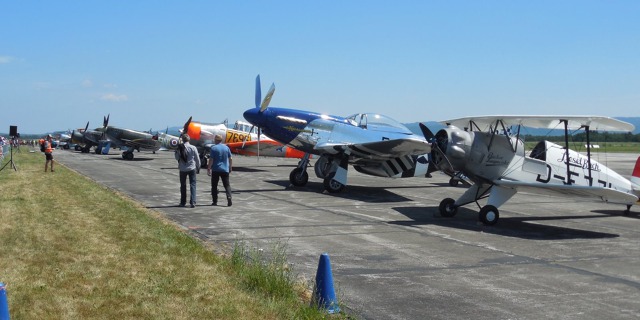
1;1;639;134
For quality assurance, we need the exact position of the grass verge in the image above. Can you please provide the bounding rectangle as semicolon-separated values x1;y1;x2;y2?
0;148;344;319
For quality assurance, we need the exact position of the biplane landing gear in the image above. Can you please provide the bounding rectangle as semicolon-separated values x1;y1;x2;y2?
439;198;458;217
289;168;309;186
479;205;499;225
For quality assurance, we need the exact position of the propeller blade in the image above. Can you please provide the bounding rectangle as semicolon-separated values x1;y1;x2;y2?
241;125;254;149
260;83;275;112
255;75;262;109
418;123;435;142
84;121;89;131
183;116;193;134
257;127;261;160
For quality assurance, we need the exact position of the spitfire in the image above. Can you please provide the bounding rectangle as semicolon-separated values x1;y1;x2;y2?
71;121;103;153
243;75;433;193
96;115;161;160
420;116;640;225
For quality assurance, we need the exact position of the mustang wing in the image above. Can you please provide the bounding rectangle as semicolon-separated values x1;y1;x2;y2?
441;115;634;132
495;179;639;205
315;138;431;161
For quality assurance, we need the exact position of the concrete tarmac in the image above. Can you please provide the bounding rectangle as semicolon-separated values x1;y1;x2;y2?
54;149;640;320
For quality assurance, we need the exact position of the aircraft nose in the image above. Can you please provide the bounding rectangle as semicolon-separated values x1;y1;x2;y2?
243;108;263;127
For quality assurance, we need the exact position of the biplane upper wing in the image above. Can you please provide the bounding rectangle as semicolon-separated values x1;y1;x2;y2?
495;179;639;205
440;115;635;132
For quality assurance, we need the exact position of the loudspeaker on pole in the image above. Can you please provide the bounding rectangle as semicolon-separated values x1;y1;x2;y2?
312;253;340;314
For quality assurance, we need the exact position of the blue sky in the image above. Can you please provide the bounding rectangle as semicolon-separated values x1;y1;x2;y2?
1;1;639;134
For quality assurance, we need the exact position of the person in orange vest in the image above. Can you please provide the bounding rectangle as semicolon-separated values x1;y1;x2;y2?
44;134;55;172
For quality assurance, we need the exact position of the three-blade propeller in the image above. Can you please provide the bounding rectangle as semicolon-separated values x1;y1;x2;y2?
244;75;276;158
100;114;110;141
182;116;193;136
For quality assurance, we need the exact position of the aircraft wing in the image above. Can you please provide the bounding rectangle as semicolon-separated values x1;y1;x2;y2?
495;179;639;205
120;138;161;151
441;116;634;132
228;140;282;156
315;138;431;160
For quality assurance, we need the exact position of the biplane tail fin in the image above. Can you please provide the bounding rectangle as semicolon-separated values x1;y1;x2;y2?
631;156;640;189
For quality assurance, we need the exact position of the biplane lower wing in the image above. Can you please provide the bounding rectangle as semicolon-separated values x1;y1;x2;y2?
495;179;639;205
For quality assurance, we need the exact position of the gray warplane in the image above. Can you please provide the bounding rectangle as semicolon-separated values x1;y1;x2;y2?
97;115;161;160
157;127;181;151
71;121;103;153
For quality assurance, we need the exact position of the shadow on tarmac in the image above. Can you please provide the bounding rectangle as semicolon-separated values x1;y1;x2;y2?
390;206;619;240
592;209;640;219
110;157;154;161
233;166;268;172
263;179;413;202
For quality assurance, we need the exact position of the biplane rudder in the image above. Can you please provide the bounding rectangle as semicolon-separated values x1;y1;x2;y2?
631;156;640;192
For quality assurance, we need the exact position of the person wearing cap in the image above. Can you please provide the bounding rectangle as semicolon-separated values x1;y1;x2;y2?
208;134;233;206
44;134;55;172
175;134;201;207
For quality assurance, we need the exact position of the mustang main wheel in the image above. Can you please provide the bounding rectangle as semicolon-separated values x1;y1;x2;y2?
123;152;134;160
323;177;345;193
289;168;309;186
479;205;499;225
439;198;458;217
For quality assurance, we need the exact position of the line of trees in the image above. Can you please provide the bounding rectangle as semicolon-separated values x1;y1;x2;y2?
523;132;640;143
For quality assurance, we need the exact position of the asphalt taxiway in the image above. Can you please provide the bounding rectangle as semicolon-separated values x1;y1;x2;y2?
54;150;640;320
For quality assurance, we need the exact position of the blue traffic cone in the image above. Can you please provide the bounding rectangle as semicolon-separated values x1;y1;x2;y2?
313;253;340;314
0;282;10;320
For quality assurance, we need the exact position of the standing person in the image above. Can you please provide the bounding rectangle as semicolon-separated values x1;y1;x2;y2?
44;134;55;172
175;134;200;208
208;134;233;206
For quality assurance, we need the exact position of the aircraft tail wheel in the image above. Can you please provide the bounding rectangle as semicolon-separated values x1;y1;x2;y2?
479;205;499;225
289;168;309;186
449;178;459;187
439;198;458;217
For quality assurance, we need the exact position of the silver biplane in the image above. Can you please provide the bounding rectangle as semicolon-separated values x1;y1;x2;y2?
420;116;640;225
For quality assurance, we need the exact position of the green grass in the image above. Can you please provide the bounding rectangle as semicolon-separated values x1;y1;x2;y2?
0;147;345;319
